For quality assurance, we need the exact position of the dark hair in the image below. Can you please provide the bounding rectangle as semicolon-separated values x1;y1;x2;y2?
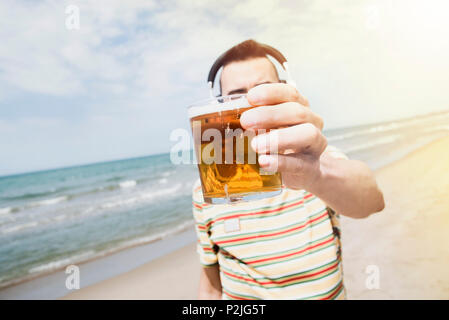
218;39;279;93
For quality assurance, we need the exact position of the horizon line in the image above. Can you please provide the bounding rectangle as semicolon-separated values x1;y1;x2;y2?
1;107;448;178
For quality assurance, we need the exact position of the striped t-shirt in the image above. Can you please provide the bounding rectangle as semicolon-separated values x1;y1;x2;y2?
192;146;347;300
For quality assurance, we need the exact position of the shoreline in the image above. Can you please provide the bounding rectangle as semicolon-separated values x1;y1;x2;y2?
0;228;196;299
1;134;449;299
0;219;195;291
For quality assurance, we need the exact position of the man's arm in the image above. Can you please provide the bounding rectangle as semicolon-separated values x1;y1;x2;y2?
307;153;384;218
241;83;385;219
198;265;222;300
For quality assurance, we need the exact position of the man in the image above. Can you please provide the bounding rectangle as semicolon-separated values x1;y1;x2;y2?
192;39;384;300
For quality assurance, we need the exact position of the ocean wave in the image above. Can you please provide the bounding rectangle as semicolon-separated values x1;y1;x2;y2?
1;221;38;234
0;187;68;201
343;135;401;154
100;183;182;210
325;116;438;143
0;207;12;215
120;220;195;248
22;220;194;282
28;250;96;274
161;170;175;177
326;123;402;142
422;125;449;133
27;196;68;208
119;180;137;189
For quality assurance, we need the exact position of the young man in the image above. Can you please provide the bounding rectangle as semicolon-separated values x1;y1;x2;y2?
192;40;385;300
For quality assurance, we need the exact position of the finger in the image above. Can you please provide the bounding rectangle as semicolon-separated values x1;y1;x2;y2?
251;123;327;156
240;102;323;130
247;83;309;107
258;153;305;173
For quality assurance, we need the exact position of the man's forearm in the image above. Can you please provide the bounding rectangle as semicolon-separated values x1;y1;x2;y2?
307;153;385;218
198;265;222;300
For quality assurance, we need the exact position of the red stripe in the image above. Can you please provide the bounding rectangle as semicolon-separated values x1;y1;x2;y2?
223;260;339;286
193;202;202;209
215;211;328;245
247;236;334;265
222;290;251;300
320;282;343;300
205;194;314;227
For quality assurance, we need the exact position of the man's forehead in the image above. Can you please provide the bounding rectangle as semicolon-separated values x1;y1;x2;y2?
220;57;278;93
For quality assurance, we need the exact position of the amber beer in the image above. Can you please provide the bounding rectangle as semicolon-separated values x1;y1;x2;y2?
189;94;282;204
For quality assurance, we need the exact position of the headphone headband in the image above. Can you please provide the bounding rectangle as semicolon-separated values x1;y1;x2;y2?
207;43;289;89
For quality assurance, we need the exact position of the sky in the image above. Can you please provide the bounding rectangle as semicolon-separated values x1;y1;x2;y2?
0;0;448;176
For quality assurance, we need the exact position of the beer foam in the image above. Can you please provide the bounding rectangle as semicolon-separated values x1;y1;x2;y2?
188;96;251;118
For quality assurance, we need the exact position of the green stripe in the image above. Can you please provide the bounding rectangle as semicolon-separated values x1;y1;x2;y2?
218;213;330;248
221;256;338;283
301;279;343;300
242;231;333;261
221;261;340;289
202;193;310;224
223;288;261;300
254;241;335;268
209;197;321;233
213;207;327;241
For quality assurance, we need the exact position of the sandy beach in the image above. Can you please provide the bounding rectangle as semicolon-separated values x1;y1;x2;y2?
60;136;449;299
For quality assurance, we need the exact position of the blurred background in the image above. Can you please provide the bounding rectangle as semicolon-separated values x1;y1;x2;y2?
0;0;448;299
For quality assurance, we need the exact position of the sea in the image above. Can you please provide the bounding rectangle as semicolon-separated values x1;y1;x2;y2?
0;110;448;288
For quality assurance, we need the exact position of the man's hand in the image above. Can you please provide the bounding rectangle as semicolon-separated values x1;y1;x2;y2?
240;83;385;218
240;83;326;191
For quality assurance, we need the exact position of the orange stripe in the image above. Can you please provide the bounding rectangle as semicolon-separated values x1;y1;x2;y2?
205;193;313;227
247;236;334;265
320;282;343;300
222;260;339;286
215;211;327;245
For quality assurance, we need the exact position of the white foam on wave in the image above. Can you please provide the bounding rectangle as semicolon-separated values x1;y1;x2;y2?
0;207;12;216
53;214;67;221
23;220;195;279
119;180;137;189
158;178;168;184
100;183;182;210
343;135;401;154
1;221;38;234
28;196;68;208
28;250;96;274
120;220;195;248
327;122;403;142
162;170;175;177
422;125;449;133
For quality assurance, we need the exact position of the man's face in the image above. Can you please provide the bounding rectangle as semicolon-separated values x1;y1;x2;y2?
220;57;279;96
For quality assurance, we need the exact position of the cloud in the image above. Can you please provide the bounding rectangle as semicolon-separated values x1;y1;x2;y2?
0;0;448;175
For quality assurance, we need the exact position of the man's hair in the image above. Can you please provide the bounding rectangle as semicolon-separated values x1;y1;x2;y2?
219;39;279;93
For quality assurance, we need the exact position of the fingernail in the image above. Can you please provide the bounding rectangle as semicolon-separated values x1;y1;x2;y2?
247;89;262;105
240;112;254;128
258;155;271;167
251;135;267;153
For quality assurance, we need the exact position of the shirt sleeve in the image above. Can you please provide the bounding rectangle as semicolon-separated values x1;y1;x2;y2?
324;145;348;160
192;180;218;267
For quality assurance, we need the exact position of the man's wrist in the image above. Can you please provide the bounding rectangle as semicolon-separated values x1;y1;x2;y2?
303;152;336;195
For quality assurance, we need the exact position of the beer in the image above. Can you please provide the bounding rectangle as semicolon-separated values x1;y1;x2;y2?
189;94;282;204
